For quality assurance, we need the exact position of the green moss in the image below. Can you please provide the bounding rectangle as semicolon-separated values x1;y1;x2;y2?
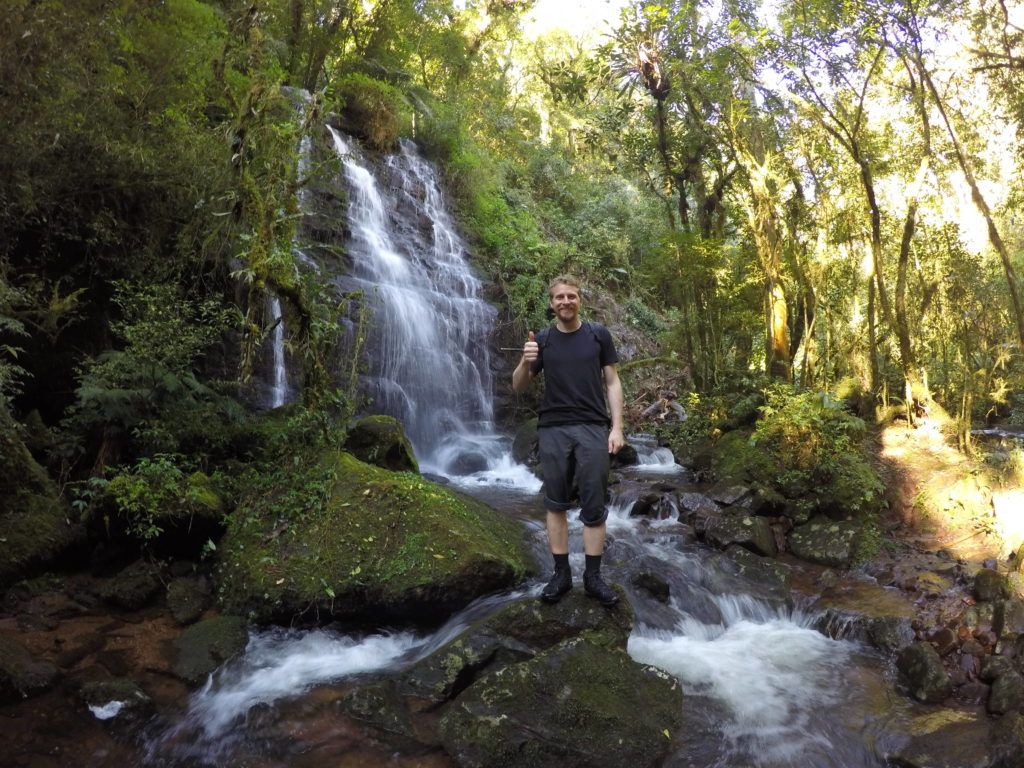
215;450;531;622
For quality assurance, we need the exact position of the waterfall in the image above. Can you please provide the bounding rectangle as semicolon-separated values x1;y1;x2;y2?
268;296;288;408
326;129;507;477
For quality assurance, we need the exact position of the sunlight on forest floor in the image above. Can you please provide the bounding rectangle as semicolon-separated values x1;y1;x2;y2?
879;419;1022;562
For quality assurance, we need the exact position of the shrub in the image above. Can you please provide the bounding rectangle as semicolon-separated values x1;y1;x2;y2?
751;386;883;516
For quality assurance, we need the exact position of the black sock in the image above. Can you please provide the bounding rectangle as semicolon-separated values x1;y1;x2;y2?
553;553;570;572
585;554;602;574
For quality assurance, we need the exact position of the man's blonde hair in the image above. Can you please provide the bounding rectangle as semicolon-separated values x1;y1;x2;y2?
548;274;582;297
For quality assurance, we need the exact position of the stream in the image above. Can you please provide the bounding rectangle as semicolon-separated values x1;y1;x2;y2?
139;444;922;768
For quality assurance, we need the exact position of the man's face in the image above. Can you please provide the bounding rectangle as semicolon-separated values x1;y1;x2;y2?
550;283;581;323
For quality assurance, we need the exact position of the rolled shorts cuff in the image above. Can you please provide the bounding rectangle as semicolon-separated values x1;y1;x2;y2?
543;495;574;512
580;507;609;527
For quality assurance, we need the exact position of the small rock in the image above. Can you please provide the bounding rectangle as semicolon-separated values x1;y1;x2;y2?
100;561;162;610
957;681;990;704
929;627;959;656
171;615;249;685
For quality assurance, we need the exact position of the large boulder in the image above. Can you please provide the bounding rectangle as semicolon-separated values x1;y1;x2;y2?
344;415;418;473
0;406;81;587
436;630;683;768
215;450;532;623
787;518;866;568
511;418;538;465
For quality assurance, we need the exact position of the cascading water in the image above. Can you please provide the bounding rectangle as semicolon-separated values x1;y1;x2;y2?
327;129;510;478
268;295;288;408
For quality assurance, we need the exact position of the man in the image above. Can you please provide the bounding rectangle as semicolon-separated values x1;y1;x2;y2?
512;275;625;606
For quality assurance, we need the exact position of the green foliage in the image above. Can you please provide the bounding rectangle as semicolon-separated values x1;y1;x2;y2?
60;281;242;464
752;386;883;515
101;454;197;540
333;73;412;150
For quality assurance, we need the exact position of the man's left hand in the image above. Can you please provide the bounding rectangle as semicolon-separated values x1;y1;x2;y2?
608;427;624;455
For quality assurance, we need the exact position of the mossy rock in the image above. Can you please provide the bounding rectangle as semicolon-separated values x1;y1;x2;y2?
897;642;953;704
171;615;249;685
166;576;211;625
0;407;81;588
787;518;866;568
397;590;633;706
710;429;760;483
0;635;58;703
100;560;163;610
436;630;683;768
344;415;418;473
215;450;532;623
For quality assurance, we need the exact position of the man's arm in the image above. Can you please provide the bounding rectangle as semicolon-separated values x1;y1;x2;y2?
512;331;538;393
603;363;625;454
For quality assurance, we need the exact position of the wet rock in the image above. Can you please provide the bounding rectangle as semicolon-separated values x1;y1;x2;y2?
511;419;538;466
627;492;655;516
0;635;58;703
398;590;633;707
171;615;249;685
720;548;790;589
897;642;953;703
631;571;671;603
436;631;682;768
448;450;488;475
166;576;211;625
813;582;915;651
974;568;1010;602
912;571;954;597
339;679;418;741
707;482;751;507
100;560;162;610
704;512;776;557
963;603;996;636
343;414;419;473
677;492;718;515
889;709;997;768
989;671;1024;715
610;444;639;468
787;518;865;568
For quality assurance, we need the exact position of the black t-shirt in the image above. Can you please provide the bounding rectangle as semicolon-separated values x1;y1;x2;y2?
530;322;619;427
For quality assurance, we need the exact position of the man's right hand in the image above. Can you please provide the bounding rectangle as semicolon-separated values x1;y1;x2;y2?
522;330;538;363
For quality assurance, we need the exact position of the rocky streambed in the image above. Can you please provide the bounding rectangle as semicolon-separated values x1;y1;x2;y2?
2;448;1024;768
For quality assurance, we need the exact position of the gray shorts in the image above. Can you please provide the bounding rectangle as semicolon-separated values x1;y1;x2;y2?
537;423;610;526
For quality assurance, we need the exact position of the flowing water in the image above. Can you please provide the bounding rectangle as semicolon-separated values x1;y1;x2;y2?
141;133;922;766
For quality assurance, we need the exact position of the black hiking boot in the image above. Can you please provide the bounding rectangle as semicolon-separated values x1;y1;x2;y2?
583;571;620;607
541;568;572;602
